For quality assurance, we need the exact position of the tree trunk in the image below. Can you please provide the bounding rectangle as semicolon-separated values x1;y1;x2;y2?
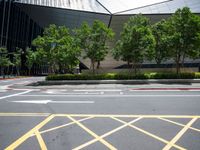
16;66;20;76
181;53;186;68
91;60;95;74
175;57;181;75
28;68;31;76
1;67;5;79
97;61;100;69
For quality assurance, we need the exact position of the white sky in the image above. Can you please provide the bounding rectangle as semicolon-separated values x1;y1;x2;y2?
98;0;170;13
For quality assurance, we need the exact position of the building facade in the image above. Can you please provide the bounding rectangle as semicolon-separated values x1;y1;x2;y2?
1;0;200;72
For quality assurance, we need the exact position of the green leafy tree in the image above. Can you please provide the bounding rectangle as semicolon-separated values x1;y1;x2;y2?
13;48;22;76
56;26;81;73
26;48;37;75
0;47;12;78
152;20;170;64
113;14;155;74
32;24;81;74
75;20;114;73
166;7;200;74
32;24;58;74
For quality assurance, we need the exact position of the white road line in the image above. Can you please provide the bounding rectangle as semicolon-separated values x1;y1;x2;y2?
9;100;94;104
120;92;124;95
0;90;7;92
17;94;200;97
0;90;32;100
74;89;122;92
130;90;200;92
44;92;100;95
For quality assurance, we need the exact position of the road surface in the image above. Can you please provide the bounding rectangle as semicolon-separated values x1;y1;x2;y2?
0;77;200;150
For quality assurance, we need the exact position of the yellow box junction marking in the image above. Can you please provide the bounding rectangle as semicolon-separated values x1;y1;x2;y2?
158;117;200;133
111;117;186;150
163;117;198;150
73;117;143;150
35;130;47;150
5;115;54;150
68;116;117;150
30;116;94;137
2;113;200;150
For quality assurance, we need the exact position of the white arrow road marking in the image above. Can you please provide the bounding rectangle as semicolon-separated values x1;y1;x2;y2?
9;100;94;104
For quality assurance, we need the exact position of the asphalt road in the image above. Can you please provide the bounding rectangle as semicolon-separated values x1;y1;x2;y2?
0;77;200;150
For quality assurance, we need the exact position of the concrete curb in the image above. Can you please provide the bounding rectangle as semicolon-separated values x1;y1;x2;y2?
30;79;200;86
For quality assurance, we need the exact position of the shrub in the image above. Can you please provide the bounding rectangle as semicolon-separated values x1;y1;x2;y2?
46;72;200;80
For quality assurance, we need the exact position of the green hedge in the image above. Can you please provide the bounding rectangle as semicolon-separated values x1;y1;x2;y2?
46;72;200;80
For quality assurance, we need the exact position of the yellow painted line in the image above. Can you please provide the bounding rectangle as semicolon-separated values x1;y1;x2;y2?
35;130;47;150
55;114;200;118
30;116;93;137
163;117;197;150
73;117;142;150
68;116;117;150
0;113;50;116
5;115;54;150
158;117;200;133
112;117;186;150
0;113;200;118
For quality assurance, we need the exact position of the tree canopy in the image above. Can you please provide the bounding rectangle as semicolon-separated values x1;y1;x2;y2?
75;20;114;73
0;47;12;78
164;7;200;74
32;24;81;74
113;14;155;74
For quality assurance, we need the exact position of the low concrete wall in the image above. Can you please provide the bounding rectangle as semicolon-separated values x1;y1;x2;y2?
82;67;199;74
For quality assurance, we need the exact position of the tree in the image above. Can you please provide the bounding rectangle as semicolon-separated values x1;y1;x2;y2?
13;48;22;76
113;14;155;74
56;26;81;73
75;20;114;73
26;48;37;75
0;47;12;78
166;7;200;74
32;24;81;74
32;24;58;74
152;20;170;64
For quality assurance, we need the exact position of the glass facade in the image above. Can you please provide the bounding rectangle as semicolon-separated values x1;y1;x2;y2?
0;0;200;72
117;0;200;14
15;0;109;14
0;0;42;51
98;0;169;14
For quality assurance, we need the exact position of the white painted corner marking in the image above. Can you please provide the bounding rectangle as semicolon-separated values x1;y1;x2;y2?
0;90;32;100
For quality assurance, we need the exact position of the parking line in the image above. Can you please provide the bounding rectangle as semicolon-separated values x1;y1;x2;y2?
158;117;200;132
5;115;54;150
163;117;197;150
68;116;117;150
112;117;186;150
73;117;142;150
35;130;47;150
